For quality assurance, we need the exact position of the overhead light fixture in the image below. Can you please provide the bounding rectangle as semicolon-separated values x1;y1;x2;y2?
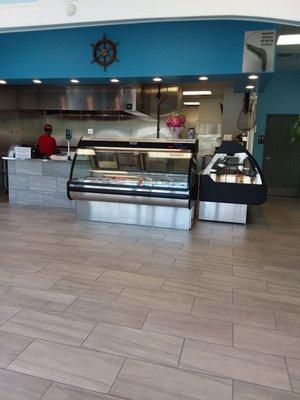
70;79;79;83
277;34;300;45
246;85;255;90
153;77;162;82
198;76;208;81
110;78;120;83
0;80;7;85
184;101;200;106
33;79;42;84
248;75;258;80
183;90;212;96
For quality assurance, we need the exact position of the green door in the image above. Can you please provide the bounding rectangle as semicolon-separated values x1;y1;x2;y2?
264;114;300;196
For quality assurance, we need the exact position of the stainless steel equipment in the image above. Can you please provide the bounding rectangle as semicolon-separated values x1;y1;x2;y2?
68;138;198;229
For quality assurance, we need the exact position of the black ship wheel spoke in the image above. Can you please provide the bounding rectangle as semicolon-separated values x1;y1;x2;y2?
91;34;118;71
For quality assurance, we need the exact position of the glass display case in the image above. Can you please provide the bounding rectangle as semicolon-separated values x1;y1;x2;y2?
204;152;262;185
68;138;198;229
199;141;267;224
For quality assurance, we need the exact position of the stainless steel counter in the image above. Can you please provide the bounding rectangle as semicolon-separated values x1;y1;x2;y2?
3;158;74;209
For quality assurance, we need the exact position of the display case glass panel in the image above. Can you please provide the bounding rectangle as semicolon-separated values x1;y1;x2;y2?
203;152;262;185
72;145;193;191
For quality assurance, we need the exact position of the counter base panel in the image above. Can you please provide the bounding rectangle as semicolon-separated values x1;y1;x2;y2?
76;200;195;230
199;201;247;224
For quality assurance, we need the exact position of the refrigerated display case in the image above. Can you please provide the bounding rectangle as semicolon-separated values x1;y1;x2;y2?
68;138;198;229
199;141;267;224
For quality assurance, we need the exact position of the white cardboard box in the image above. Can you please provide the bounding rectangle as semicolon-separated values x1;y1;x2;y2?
15;146;31;159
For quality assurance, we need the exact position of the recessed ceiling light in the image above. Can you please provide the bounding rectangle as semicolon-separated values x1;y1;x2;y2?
184;101;200;106
0;80;7;85
33;79;42;84
70;79;79;83
277;34;300;45
110;78;120;83
246;85;255;90
198;76;208;81
248;75;258;80
183;90;212;96
153;77;162;82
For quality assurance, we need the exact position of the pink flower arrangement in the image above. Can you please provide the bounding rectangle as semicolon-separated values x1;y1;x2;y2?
166;112;186;128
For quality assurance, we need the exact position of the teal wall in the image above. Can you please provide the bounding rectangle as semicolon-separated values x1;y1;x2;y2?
0;20;275;81
253;71;300;166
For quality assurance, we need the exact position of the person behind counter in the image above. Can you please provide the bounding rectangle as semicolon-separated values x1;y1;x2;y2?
38;124;57;157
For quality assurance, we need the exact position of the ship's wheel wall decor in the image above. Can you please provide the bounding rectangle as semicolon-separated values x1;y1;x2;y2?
91;34;118;71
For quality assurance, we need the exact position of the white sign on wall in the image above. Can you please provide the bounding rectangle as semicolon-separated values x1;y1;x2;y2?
242;30;276;73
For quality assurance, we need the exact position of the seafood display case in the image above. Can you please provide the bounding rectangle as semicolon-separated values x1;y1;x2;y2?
199;141;267;224
68;138;198;229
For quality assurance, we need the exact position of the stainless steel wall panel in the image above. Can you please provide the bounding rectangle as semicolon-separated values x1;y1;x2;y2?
199;201;247;224
0;88;17;109
76;200;194;229
69;190;189;208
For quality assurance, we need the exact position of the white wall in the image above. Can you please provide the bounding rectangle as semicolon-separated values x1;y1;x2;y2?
221;87;244;137
183;97;222;134
183;97;223;156
0;0;299;31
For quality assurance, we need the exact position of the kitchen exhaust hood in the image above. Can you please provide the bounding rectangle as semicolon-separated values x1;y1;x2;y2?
0;84;181;118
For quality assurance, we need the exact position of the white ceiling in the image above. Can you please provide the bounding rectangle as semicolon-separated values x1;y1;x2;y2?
0;0;299;32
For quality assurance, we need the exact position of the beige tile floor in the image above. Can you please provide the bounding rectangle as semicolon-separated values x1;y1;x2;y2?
0;197;299;399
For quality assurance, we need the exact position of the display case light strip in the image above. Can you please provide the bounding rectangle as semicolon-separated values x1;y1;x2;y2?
147;152;192;159
77;149;96;155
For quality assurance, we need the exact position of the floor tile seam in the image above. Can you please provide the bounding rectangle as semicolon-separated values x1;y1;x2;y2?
115;250;126;260
64;308;151;330
111;356;276;392
44;276;67;291
139;306;152;330
189;296;196;316
81;330;184;365
60;295;80;314
0;365;52;396
0;277;73;292
157;277;167;291
102;242;155;255
284;356;294;392
37;378;53;400
79;320;100;348
96;274;167;292
37;371;131;400
108;357;129;396
164;292;236;307
92;267;108;282
177;360;292;392
0;316;98;348
231;335;300;361
136;261;146;273
190;310;280;331
4;334;35;369
114;297;193;316
0;307;23;328
182;333;289;355
272;310;279;330
113;286;130;302
6;336;136;366
0;301;83;316
177;337;185;368
233;287;300;304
